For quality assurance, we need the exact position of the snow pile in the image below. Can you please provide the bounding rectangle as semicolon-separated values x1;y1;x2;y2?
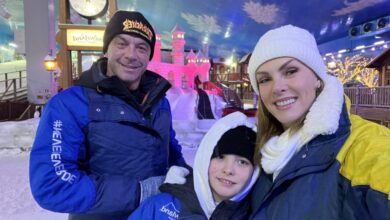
166;87;225;121
0;118;39;154
0;156;67;220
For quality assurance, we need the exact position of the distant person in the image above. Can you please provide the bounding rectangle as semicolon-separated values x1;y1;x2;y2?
194;75;215;119
247;25;390;219
29;10;186;220
194;75;202;90
33;106;42;118
128;112;259;219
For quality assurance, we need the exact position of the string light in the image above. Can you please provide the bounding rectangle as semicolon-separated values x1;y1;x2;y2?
355;45;365;50
326;54;378;87
322;40;389;58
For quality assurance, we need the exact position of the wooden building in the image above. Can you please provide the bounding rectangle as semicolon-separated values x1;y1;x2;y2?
367;48;390;86
210;53;254;99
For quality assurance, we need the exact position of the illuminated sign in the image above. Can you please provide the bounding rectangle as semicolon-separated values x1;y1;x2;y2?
67;29;104;47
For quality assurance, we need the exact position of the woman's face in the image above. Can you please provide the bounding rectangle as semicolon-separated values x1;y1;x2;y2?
256;57;320;129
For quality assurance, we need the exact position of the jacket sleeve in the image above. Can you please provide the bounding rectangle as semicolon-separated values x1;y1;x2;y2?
128;193;177;220
358;131;390;220
365;188;390;220
127;197;157;220
341;115;390;219
29;88;140;214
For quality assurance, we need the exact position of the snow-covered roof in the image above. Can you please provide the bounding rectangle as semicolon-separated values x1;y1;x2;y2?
171;24;184;33
239;53;251;63
196;50;206;59
186;49;196;59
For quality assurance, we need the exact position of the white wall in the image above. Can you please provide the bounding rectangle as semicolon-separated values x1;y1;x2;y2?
24;0;51;104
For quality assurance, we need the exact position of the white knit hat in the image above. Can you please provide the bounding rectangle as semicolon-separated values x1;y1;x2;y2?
248;25;329;94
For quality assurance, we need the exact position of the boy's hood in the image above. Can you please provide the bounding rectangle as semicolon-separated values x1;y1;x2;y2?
193;112;260;219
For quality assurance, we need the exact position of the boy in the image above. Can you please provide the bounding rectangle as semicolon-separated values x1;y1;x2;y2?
129;112;259;219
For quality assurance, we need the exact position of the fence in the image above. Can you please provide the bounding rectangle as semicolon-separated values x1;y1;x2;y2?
0;70;27;101
242;86;390;108
0;101;37;121
216;73;242;82
217;82;243;108
344;86;390;108
0;70;31;121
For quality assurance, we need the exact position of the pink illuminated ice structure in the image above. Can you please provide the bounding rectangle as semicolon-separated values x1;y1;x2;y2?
147;24;211;90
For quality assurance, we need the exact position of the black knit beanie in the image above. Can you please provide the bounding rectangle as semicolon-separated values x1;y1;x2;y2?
212;126;256;164
103;10;156;60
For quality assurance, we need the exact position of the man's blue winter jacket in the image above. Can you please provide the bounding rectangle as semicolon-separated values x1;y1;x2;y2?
29;59;185;220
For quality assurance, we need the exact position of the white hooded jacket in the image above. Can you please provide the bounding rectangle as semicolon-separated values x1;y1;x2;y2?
193;112;260;218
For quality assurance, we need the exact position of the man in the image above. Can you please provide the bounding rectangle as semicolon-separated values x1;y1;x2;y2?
29;11;186;220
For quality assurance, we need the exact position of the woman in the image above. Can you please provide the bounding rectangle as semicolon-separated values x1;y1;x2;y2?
247;25;390;219
128;112;259;219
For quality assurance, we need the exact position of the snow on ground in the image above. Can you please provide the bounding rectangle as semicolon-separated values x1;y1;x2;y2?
0;88;224;220
0;117;68;220
0;155;67;220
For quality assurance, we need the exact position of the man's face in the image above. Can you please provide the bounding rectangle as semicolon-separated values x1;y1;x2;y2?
105;34;151;90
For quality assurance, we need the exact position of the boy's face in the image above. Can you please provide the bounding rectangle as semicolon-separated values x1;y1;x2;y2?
208;154;254;203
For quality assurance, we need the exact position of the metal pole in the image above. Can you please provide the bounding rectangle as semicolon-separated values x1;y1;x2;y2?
5;72;8;88
19;71;22;88
13;79;16;101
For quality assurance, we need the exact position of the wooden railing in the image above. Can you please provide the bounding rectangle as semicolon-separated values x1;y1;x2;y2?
0;101;37;121
216;73;242;82
344;86;390;108
0;70;27;101
241;86;390;108
242;91;256;101
216;82;243;108
344;86;390;128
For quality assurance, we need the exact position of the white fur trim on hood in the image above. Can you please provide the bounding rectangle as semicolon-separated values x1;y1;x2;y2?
193;112;260;218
